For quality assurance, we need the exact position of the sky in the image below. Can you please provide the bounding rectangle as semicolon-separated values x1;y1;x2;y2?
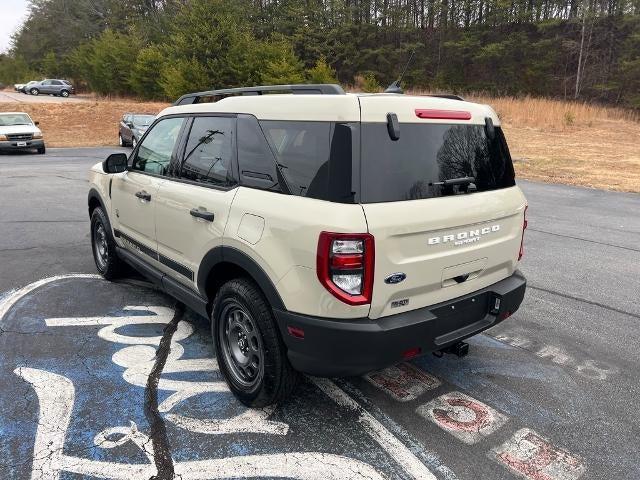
0;0;29;54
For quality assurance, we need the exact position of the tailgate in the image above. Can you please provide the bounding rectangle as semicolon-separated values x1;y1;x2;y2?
363;187;526;319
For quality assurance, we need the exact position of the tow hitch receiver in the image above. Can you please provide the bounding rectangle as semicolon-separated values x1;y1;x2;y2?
434;341;469;358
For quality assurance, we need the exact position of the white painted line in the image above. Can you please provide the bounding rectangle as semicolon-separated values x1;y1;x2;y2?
417;391;509;445
365;362;441;401
490;428;586;480
0;274;101;321
312;377;438;480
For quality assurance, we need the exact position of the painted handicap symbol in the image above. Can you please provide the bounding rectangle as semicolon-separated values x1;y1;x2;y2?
16;367;386;479
45;305;287;435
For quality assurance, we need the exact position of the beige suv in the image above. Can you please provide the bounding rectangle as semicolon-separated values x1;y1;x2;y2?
88;84;527;407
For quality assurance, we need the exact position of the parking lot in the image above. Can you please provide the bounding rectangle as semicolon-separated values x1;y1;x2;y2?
1;147;639;479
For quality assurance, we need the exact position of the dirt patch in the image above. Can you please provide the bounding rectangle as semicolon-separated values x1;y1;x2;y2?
0;99;169;148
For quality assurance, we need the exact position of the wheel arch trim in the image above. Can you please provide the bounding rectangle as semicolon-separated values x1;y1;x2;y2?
197;246;286;311
88;188;107;217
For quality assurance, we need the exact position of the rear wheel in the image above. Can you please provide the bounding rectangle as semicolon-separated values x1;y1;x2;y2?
90;206;122;280
212;278;298;407
30;88;39;96
60;89;70;98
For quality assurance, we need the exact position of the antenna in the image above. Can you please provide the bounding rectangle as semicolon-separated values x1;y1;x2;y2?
384;50;416;94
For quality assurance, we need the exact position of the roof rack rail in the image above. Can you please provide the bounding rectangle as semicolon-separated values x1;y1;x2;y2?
427;94;465;101
174;84;346;106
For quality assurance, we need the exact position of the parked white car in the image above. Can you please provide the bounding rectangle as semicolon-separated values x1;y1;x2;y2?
0;112;45;154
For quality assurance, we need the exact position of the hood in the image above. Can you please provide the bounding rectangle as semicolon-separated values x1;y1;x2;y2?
0;125;42;135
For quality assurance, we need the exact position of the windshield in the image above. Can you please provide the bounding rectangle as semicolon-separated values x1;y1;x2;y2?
0;114;33;126
133;115;155;127
360;123;515;203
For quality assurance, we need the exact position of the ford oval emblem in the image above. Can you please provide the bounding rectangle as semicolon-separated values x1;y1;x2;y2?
384;273;406;284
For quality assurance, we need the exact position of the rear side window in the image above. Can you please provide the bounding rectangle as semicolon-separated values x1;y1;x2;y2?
181;116;237;187
237;115;283;193
259;120;354;202
360;123;515;203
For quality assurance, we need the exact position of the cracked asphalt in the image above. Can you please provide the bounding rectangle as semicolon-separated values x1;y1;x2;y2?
0;147;638;480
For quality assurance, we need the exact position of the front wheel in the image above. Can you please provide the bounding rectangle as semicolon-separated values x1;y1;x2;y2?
30;88;39;96
90;206;122;280
37;146;45;154
212;278;299;407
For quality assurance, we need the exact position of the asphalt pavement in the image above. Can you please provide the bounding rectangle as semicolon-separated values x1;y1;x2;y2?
1;147;638;480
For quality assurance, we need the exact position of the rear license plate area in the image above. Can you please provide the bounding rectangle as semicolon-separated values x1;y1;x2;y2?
432;293;490;331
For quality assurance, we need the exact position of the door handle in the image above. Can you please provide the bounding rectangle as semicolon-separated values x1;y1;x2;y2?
190;208;215;222
135;190;151;201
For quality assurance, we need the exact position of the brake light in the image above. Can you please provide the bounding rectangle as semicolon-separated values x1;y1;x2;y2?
317;232;375;305
518;205;528;260
415;109;472;120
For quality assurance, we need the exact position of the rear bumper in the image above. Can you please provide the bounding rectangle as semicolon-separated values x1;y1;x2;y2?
274;270;526;377
0;140;44;151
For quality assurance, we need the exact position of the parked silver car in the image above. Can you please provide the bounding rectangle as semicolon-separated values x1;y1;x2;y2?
118;113;155;148
28;79;75;97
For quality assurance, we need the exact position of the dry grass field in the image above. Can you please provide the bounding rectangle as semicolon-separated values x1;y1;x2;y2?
0;96;169;147
467;95;640;192
1;92;638;192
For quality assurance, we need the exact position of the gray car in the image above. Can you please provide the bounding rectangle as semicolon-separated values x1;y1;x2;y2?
28;79;75;97
118;113;155;148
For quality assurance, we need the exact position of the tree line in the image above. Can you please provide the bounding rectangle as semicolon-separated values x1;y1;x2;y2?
0;0;638;108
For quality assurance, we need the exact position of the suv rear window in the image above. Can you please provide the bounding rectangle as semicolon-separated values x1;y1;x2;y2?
360;123;515;203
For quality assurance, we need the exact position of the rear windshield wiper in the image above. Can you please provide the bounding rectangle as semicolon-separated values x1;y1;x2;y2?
430;176;476;187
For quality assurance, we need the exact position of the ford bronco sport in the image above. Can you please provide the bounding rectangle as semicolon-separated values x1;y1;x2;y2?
88;84;527;407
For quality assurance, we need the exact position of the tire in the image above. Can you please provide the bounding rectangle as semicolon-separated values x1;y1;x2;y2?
30;88;39;96
212;278;299;407
37;146;46;154
90;206;122;280
118;134;124;147
60;89;69;98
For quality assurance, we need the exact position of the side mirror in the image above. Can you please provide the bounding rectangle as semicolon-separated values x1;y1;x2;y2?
103;153;128;174
34;121;39;126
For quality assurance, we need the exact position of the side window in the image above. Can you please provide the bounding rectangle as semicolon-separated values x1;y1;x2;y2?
52;80;62;85
181;116;236;187
131;117;183;176
259;121;354;202
237;115;282;192
42;80;51;86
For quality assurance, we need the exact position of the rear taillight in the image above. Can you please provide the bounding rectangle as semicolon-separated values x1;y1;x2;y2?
317;232;375;305
518;205;528;260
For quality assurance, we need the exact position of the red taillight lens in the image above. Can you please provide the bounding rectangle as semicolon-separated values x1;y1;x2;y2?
518;205;528;260
317;232;375;306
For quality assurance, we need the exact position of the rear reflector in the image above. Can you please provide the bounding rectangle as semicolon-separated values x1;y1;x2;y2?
415;109;472;120
403;347;422;360
287;326;305;339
